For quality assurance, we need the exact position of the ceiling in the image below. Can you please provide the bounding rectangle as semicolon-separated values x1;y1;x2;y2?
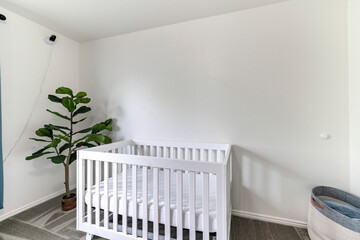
0;0;286;42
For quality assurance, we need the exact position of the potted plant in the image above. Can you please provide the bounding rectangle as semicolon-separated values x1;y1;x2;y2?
26;87;113;211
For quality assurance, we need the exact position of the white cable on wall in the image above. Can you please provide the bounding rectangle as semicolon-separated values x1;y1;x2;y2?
3;45;54;164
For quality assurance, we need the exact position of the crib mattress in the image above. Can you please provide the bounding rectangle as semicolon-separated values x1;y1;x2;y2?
85;168;217;232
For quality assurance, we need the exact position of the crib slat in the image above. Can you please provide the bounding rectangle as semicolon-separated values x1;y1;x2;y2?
192;148;197;161
95;161;100;226
123;164;128;234
79;157;85;223
104;162;109;229
151;146;155;157
176;170;183;239
177;147;182;159
170;147;175;159
141;145;145;156
143;145;146;156
164;168;170;240
131;145;135;155
132;165;137;236
157;146;161;158
165;147;169;158
203;173;209;240
189;172;196;240
135;145;139;156
153;167;159;240
209;150;214;162
142;167;148;239
147;146;151;156
87;160;93;225
200;149;205;162
137;145;141;156
217;150;221;163
141;146;145;156
112;163;118;231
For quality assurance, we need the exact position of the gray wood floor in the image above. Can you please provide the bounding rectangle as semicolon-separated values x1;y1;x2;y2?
230;217;310;240
0;193;310;240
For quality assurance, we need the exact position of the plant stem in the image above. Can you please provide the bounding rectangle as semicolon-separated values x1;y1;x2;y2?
64;155;70;198
64;107;74;198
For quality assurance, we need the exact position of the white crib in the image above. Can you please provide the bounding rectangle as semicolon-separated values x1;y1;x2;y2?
77;139;232;240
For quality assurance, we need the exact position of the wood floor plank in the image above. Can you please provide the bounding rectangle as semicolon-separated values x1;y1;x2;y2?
0;218;67;240
252;219;274;240
235;217;255;240
295;227;311;240
0;190;310;240
267;222;302;240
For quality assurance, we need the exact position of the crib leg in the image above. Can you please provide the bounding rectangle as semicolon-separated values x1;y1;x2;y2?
86;233;94;240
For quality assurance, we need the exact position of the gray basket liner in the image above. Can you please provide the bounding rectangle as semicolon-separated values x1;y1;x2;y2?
311;186;360;233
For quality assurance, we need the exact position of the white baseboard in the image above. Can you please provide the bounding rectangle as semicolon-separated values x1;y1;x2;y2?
232;209;307;229
0;184;76;222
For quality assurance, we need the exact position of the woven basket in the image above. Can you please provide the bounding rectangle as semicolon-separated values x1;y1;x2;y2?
308;186;360;240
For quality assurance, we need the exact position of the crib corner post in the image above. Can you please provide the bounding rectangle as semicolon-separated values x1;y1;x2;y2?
86;233;94;240
77;151;85;230
226;151;232;239
216;167;228;240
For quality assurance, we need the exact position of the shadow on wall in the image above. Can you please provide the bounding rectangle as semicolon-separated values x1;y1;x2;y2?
99;98;123;141
232;145;312;220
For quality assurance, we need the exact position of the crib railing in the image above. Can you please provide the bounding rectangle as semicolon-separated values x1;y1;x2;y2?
77;139;232;240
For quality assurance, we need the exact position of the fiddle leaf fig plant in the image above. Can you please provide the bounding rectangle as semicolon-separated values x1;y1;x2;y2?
26;87;113;198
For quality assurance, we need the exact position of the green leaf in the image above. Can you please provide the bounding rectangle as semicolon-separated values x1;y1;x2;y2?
26;151;54;160
75;97;91;104
104;136;112;144
69;152;77;165
48;155;66;164
62;97;76;113
45;124;70;131
32;147;50;156
59;143;70;154
104;118;112;125
74;128;92;135
73;117;87;124
52;125;70;130
91;123;106;134
75;92;87;98
46;138;61;148
54;134;70;142
55;87;73;97
48;95;62;103
102;119;112;131
72;136;89;146
73;106;91;117
35;128;52;138
44;124;69;136
86;134;105;144
47;109;71;121
29;138;51;142
105;124;112;131
75;142;95;148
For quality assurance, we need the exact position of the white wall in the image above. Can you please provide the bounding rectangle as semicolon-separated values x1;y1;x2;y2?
349;0;360;197
80;0;349;223
0;7;79;220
